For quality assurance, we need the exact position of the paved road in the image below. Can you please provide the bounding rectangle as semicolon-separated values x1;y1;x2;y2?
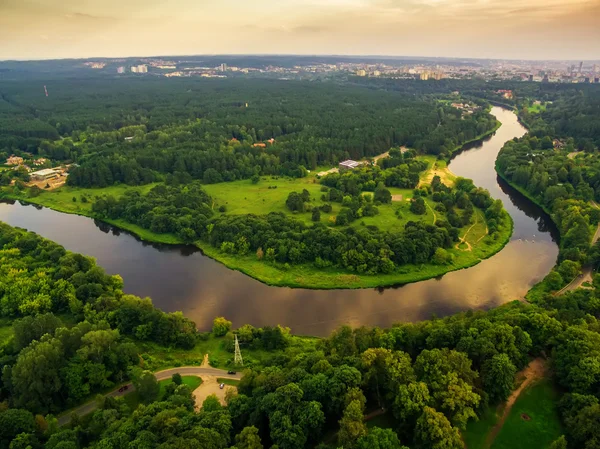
58;366;241;426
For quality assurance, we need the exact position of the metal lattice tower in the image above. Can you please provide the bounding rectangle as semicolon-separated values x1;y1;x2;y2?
234;334;243;366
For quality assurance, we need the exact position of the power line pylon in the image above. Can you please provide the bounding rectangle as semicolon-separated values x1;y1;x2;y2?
234;334;243;366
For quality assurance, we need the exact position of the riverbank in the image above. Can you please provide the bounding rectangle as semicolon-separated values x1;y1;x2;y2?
1;183;513;289
447;119;502;160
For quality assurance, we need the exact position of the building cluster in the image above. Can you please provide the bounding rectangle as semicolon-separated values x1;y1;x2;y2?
4;155;69;185
130;64;148;73
81;57;600;84
83;62;106;69
450;102;480;114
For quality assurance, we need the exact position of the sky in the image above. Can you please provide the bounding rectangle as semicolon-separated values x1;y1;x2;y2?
1;0;599;61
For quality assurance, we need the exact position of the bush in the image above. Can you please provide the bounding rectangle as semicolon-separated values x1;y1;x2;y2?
212;317;232;337
218;205;227;213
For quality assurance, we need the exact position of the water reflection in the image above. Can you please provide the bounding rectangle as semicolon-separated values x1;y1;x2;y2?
0;107;559;336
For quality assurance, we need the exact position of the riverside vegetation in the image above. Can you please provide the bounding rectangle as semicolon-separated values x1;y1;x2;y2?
2;220;600;448
0;78;508;288
1;74;600;448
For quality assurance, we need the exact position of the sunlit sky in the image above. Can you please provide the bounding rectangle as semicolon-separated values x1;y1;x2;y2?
1;0;599;60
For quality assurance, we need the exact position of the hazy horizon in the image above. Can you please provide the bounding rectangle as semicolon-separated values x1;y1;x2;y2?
2;0;599;61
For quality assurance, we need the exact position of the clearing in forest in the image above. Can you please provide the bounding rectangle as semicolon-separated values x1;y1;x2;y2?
463;358;563;449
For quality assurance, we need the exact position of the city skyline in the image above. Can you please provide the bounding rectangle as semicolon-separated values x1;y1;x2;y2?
1;0;599;61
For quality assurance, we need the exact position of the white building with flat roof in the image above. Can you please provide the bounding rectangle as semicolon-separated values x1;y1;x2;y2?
339;160;361;171
30;168;60;181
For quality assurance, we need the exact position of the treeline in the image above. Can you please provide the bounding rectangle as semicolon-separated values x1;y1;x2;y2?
0;222;199;414
497;87;600;296
1;79;497;187
5;278;600;448
92;183;214;242
90;178;508;275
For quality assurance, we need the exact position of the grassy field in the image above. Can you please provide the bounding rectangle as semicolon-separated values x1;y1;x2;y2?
491;379;563;449
527;103;547;114
463;406;501;449
217;378;240;386
463;379;563;449
1;152;513;289
203;175;434;233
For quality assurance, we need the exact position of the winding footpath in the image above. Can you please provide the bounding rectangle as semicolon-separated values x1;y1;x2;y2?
57;366;242;426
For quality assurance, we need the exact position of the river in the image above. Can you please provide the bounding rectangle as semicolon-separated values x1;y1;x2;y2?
0;107;559;336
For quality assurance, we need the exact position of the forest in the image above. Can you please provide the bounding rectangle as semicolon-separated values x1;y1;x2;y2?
1;220;600;448
0;78;497;188
88;154;509;278
496;87;600;297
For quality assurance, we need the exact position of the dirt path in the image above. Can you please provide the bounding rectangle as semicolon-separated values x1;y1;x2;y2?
484;358;547;448
456;216;479;252
425;201;437;224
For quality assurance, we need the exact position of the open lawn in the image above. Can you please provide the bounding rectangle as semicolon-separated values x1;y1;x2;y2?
491;379;563;449
217;378;240;387
527;103;547;114
463;406;501;449
463;379;563;449
204;175;435;233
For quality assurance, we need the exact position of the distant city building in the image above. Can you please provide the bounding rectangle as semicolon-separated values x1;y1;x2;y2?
339;160;360;171
579;61;584;73
220;63;227;72
529;74;534;82
356;69;366;76
372;70;381;77
131;66;138;73
117;66;125;74
595;77;600;84
137;64;148;73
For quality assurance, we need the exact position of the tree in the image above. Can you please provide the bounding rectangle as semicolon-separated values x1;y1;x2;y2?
0;409;35;449
235;426;263;449
482;354;516;403
11;339;64;413
549;436;567;449
338;400;367;448
356;427;409;449
172;373;182;385
410;197;426;215
12;313;62;351
374;184;392;204
213;317;232;337
432;248;453;265
414;407;463;449
312;208;321;222
133;371;159;404
286;192;305;212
